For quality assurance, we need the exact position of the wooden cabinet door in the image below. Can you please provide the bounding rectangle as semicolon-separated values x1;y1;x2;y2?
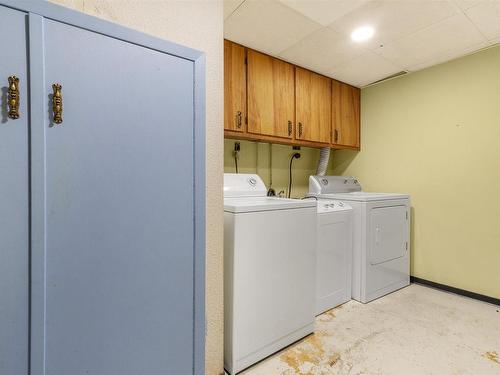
295;68;331;144
332;80;360;148
0;5;29;375
247;50;294;139
39;18;199;375
224;40;246;132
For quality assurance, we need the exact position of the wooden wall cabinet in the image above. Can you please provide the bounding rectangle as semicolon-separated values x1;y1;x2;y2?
224;40;246;132
247;49;295;139
224;40;360;150
295;67;331;144
332;80;360;148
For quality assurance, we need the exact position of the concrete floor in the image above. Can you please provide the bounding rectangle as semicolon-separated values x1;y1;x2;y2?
238;284;500;375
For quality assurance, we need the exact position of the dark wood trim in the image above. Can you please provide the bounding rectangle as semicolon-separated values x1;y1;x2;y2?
411;276;500;306
224;131;360;150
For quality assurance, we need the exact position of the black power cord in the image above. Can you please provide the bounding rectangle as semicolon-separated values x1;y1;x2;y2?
288;152;301;198
233;142;240;173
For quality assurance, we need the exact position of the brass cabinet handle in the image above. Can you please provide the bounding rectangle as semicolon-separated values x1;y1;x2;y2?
298;122;303;137
334;129;339;143
52;83;63;124
7;76;20;119
288;120;292;136
236;111;242;129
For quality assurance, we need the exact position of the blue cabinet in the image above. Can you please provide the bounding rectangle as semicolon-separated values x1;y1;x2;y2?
0;5;29;375
1;1;205;374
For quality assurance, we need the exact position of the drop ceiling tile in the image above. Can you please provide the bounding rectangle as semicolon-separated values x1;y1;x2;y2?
328;51;403;87
278;0;369;26
406;40;488;71
465;1;500;40
489;35;500;45
224;0;322;55
375;13;487;69
224;0;245;20
328;0;458;50
453;0;488;11
278;27;366;73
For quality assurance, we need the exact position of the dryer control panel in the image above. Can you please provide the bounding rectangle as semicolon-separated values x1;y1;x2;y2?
309;175;362;196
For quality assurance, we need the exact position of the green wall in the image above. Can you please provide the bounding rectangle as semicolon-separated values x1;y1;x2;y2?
334;45;500;299
223;140;334;198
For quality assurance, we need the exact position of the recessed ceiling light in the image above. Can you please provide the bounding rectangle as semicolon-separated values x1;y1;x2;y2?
351;26;375;42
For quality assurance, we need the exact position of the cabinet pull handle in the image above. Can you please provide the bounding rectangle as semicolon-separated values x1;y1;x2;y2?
236;111;242;129
7;76;20;119
298;122;303;137
287;120;292;136
52;83;63;124
334;129;339;143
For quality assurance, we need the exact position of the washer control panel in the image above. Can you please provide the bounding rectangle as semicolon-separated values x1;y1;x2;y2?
317;199;351;213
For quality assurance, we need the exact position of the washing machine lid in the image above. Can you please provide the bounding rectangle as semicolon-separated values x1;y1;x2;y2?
224;197;316;213
317;192;409;202
224;173;267;198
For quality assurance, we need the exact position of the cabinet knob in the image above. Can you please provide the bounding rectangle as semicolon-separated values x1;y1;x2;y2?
298;122;303;137
288;120;292;136
236;111;242;129
334;129;339;143
7;75;20;120
52;83;63;124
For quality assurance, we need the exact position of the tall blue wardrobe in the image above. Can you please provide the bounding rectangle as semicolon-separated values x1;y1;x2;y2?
0;1;206;374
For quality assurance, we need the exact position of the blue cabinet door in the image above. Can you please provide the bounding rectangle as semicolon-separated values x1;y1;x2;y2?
37;18;196;375
0;5;29;375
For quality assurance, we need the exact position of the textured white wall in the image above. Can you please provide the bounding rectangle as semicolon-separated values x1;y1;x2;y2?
49;1;224;373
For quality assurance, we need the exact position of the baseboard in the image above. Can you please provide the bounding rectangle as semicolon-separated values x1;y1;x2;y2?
410;276;500;307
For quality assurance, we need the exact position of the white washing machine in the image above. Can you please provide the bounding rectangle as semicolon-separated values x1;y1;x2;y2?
315;199;353;315
224;174;317;374
309;176;410;303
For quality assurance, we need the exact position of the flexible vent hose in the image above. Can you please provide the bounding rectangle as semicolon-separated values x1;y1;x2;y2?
316;147;331;176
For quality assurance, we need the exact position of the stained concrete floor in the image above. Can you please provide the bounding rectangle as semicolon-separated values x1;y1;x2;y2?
238;284;500;375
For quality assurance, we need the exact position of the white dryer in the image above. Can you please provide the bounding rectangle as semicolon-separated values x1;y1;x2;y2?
315;199;353;315
224;174;317;374
309;176;410;303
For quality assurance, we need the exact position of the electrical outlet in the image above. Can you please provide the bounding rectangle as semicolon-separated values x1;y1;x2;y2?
234;142;241;152
292;146;301;150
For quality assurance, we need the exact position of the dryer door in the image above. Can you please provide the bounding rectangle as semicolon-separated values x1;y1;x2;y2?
369;205;408;265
